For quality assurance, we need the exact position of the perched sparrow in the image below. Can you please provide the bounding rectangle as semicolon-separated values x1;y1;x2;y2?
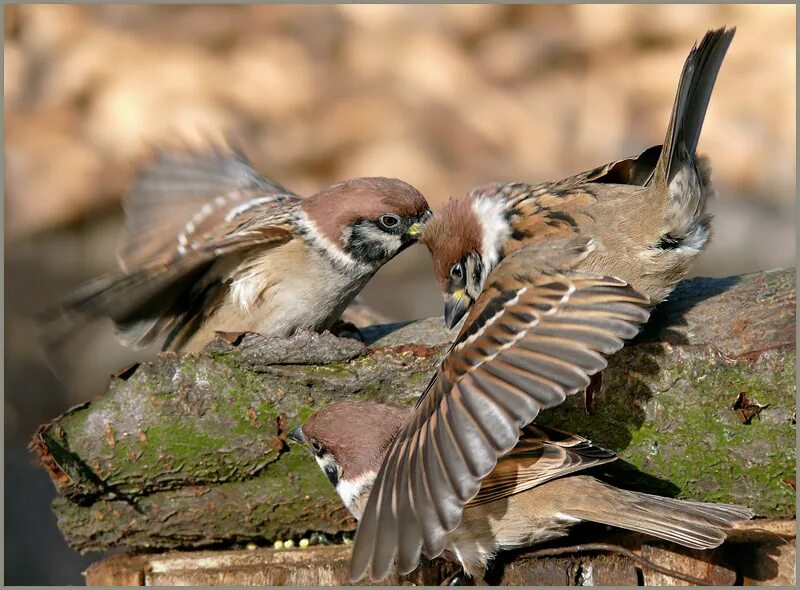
295;238;652;580
56;144;430;352
290;401;752;581
422;28;735;329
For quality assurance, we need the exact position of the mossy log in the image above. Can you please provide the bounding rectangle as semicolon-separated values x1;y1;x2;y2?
33;269;796;554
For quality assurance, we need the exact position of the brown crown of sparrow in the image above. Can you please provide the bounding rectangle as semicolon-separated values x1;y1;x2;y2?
422;27;735;330
55;143;431;352
292;400;751;581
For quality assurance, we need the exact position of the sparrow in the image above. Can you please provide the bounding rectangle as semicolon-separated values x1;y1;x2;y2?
54;143;431;352
421;27;736;329
294;237;653;580
290;401;752;581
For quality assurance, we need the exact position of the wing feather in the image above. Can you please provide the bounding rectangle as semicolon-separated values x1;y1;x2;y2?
470;425;617;505
349;247;650;582
57;145;300;349
119;142;298;269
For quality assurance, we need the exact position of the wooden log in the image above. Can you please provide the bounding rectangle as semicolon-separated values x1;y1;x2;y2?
82;520;796;586
83;545;458;586
33;269;796;554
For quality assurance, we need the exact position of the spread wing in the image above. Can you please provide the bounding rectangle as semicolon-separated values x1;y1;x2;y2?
349;245;650;581
468;424;616;506
118;142;301;270
57;143;300;348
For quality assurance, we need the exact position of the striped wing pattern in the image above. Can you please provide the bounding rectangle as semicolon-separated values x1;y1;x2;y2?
469;424;616;506
119;143;300;270
59;144;300;348
467;143;663;215
350;268;649;581
62;197;296;320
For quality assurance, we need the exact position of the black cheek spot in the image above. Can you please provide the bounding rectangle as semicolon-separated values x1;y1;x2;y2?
347;221;395;263
472;264;482;287
351;242;388;263
324;464;339;487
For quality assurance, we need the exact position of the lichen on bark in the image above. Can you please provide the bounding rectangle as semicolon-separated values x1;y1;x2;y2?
32;269;796;553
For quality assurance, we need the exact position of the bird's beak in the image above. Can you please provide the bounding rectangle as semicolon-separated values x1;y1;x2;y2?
406;222;422;239
287;426;306;445
444;290;471;330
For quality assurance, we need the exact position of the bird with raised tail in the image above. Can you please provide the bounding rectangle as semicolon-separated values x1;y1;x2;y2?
422;27;735;329
290;401;752;582
54;143;431;352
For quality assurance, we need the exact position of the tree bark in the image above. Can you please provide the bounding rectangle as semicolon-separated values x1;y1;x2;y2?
33;269;796;554
83;520;796;586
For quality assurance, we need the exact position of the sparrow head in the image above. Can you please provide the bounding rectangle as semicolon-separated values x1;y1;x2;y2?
422;192;511;329
288;401;407;519
300;178;431;272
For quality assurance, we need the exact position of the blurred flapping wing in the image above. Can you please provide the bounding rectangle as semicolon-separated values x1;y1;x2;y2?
118;141;299;270
56;143;300;348
349;243;650;581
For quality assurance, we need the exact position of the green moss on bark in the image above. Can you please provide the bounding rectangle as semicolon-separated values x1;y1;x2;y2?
538;346;795;516
34;270;796;553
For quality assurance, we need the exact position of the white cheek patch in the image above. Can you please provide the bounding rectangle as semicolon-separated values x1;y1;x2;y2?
471;197;512;281
314;453;337;476
335;471;377;521
295;210;372;277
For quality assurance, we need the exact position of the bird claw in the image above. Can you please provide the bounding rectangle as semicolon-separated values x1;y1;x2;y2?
328;320;365;342
585;372;603;414
441;569;474;586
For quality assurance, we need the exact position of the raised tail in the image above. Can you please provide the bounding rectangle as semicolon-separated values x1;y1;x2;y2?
652;27;735;188
565;476;753;550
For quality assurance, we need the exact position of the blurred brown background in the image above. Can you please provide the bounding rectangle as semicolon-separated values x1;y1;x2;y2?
4;4;796;584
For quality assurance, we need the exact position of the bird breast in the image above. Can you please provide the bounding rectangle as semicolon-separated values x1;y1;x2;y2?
446;487;578;577
219;239;369;337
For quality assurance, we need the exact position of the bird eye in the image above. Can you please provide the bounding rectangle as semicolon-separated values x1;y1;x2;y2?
450;263;464;281
378;214;401;229
310;440;323;454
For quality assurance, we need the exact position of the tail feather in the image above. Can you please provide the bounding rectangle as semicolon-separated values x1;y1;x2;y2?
567;478;753;550
44;262;211;350
652;27;735;187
